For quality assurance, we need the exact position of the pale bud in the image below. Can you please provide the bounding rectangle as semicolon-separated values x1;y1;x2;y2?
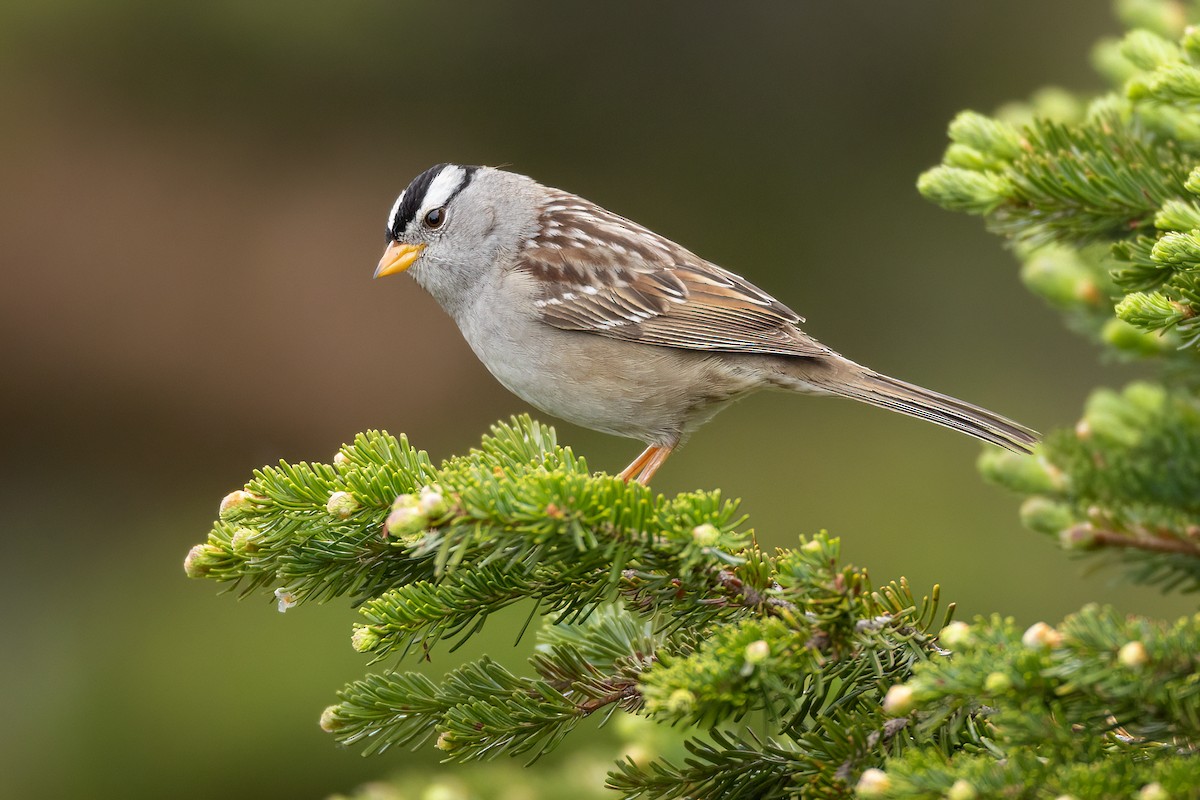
938;621;973;649
319;705;342;732
386;504;426;537
230;527;260;553
1118;640;1149;669
947;779;978;800
1022;621;1062;649
744;639;770;664
665;688;695;714
882;684;915;716
435;732;456;751
620;745;651;767
984;671;1013;693
326;491;358;519
1138;782;1169;800
855;768;891;797
183;543;221;578
422;783;469;800
219;489;257;519
1020;497;1074;535
351;625;381;653
418;485;448;516
692;523;720;546
333;451;350;468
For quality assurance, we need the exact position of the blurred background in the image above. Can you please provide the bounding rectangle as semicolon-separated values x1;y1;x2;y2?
2;2;1191;798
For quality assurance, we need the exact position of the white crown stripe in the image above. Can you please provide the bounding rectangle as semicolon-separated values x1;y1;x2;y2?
387;190;406;231
419;166;468;219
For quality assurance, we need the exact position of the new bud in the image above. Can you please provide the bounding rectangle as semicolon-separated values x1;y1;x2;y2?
1019;247;1098;311
319;705;343;733
882;684;915;716
351;625;381;653
1022;621;1063;649
692;523;720;547
1020;497;1074;535
916;166;1012;215
947;780;978;800
1029;87;1084;122
977;451;1065;495
938;621;973;649
1118;640;1149;669
1104;316;1171;357
423;783;469;800
326;491;358;519
854;768;891;798
418;485;448;516
386;494;428;537
184;543;221;578
1118;29;1182;71
386;506;423;537
1138;782;1169;800
665;689;696;714
744;639;770;664
219;489;258;519
984;671;1013;693
1186;26;1200;61
947;111;1022;161
230;527;261;553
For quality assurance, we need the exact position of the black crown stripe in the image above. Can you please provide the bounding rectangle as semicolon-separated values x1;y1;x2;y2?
388;164;480;241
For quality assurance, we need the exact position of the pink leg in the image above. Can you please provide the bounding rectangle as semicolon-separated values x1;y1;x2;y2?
618;445;659;482
617;443;675;484
633;444;674;484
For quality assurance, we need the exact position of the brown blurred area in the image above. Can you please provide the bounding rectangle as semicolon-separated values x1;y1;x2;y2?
2;3;1191;799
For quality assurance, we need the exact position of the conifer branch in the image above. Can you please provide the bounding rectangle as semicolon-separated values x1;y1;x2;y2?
186;416;959;793
1082;525;1200;556
184;4;1200;797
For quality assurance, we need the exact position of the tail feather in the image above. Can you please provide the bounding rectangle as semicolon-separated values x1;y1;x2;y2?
818;366;1039;454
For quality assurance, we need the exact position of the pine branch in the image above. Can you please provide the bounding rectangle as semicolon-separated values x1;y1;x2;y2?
183;5;1200;798
186;416;960;797
919;23;1200;359
980;382;1200;592
871;607;1200;798
1083;525;1200;556
606;731;811;800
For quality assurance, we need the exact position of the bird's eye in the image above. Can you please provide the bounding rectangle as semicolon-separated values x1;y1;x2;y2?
424;207;446;229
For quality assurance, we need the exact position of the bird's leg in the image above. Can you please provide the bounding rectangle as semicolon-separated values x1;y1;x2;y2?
618;445;659;482
633;443;674;484
617;443;675;484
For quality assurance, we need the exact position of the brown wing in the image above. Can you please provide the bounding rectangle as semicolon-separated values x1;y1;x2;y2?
517;190;830;358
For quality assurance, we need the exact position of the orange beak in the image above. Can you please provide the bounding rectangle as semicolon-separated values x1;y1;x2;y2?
374;242;426;278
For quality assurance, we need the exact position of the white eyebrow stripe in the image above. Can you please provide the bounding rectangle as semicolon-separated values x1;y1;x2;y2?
418;165;467;217
387;190;406;230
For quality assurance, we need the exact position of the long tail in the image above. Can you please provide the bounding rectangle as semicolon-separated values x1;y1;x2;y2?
798;360;1039;454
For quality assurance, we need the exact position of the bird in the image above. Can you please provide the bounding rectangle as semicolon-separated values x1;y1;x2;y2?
374;163;1037;483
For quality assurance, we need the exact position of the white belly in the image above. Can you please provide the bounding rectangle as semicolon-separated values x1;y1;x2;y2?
454;281;759;445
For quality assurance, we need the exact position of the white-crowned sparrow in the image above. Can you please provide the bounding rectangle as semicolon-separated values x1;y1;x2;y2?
375;163;1037;483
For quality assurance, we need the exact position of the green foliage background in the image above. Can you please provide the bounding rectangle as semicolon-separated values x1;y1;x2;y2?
3;2;1195;799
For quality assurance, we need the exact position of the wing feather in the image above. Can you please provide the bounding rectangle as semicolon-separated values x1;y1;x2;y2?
519;191;829;358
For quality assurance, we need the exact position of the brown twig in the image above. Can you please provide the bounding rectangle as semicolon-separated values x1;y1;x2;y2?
1079;526;1200;557
576;677;642;714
